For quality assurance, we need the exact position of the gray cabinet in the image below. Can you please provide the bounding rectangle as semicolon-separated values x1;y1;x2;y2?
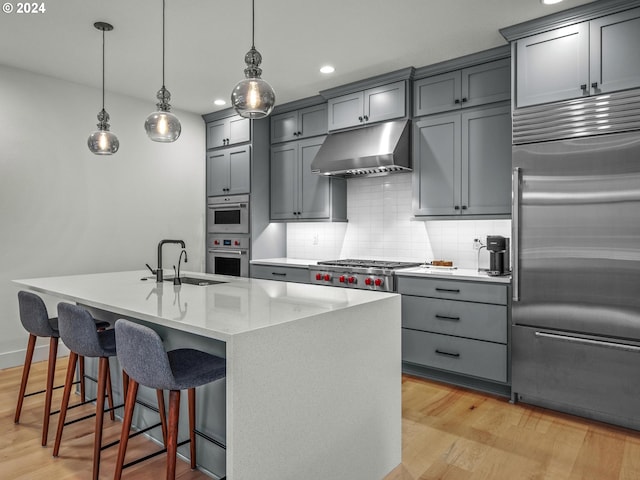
206;114;251;149
271;104;327;143
515;7;640;108
398;275;509;386
413;104;511;217
206;145;250;196
414;58;510;116
251;264;310;283
270;136;347;221
327;81;406;131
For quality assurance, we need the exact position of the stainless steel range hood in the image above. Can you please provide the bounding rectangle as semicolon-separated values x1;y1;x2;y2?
311;119;411;177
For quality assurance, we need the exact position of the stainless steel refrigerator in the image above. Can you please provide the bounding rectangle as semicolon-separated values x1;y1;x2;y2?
511;94;640;430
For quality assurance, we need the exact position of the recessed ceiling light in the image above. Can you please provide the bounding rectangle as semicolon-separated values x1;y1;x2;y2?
541;0;563;5
320;65;335;74
214;99;226;106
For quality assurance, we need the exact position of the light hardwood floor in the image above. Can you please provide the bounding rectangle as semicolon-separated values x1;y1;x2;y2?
2;357;640;479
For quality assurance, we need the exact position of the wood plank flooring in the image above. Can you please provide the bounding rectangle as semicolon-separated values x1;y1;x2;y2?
2;357;640;479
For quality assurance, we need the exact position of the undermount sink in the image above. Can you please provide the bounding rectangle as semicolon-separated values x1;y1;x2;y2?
164;277;226;286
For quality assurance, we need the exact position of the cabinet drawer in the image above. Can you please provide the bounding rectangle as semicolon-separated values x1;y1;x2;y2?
397;276;507;304
402;329;507;383
251;264;310;284
402;295;507;343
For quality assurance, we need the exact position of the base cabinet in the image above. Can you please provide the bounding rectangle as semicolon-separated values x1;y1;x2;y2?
398;275;510;393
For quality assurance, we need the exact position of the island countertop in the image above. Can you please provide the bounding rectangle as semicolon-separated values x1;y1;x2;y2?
14;270;398;342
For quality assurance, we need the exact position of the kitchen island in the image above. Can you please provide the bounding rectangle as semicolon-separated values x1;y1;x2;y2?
15;270;401;480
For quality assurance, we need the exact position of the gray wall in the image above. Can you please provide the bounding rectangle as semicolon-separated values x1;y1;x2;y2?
0;64;206;368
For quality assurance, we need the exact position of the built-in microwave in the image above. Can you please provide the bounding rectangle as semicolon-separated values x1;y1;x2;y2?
207;194;249;234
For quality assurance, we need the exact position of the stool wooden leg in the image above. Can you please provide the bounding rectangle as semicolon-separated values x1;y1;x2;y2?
14;334;36;424
42;336;58;446
157;389;168;446
53;351;78;457
114;377;138;480
105;359;115;421
167;390;181;480
79;355;86;402
92;356;108;480
188;388;196;469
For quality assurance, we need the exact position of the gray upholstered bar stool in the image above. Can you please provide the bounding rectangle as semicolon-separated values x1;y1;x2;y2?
113;319;226;480
14;291;109;446
53;302;119;480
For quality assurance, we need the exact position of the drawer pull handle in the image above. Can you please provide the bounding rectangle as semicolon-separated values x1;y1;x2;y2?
435;288;460;293
435;314;460;321
271;272;287;276
435;349;460;358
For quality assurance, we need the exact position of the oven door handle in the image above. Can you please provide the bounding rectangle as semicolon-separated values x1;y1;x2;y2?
207;203;246;210
208;249;246;256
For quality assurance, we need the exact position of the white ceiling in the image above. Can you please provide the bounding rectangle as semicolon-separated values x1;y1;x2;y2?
0;0;594;115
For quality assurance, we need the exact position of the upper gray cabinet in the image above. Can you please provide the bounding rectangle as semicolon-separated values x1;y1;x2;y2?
414;58;510;116
270;136;346;222
270;104;327;144
327;81;406;131
206;114;251;149
206;145;251;196
512;6;640;108
413;104;512;218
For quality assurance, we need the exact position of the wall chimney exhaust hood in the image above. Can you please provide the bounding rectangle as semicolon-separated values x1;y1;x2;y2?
311;119;411;177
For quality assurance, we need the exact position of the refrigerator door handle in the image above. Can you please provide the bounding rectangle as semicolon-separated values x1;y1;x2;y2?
535;332;640;353
512;167;521;302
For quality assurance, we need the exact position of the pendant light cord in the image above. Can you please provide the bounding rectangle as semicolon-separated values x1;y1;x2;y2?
101;27;105;111
162;0;166;87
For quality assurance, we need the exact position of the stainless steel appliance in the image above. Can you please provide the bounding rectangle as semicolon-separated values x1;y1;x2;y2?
206;234;249;277
512;102;640;430
486;235;509;277
309;259;421;292
207;194;250;234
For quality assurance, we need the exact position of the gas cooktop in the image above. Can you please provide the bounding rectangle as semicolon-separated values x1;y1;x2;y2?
316;259;421;269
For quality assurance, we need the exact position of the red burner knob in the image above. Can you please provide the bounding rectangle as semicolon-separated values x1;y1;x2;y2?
348;277;356;284
365;278;373;286
339;275;346;283
374;278;383;286
324;274;331;281
315;273;322;280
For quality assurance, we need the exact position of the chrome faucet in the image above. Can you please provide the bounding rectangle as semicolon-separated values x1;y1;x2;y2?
156;239;186;283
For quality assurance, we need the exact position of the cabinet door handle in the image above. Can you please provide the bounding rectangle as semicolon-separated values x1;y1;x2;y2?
454;99;460;104
363;115;369;121
461;97;467;103
435;314;460;321
358;116;363;122
454;205;460;210
580;84;587;91
435;287;460;293
435;349;460;358
461;205;468;210
297;131;302;136
591;82;598;89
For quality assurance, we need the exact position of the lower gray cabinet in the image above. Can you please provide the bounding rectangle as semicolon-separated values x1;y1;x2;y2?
398;275;510;391
251;264;310;284
412;103;511;218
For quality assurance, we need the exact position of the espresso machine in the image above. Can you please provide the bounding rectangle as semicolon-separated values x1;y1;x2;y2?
486;235;510;276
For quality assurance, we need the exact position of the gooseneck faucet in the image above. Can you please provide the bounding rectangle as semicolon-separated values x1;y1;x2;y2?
156;239;186;283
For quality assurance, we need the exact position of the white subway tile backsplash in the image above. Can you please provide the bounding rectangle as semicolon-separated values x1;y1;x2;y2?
286;174;511;268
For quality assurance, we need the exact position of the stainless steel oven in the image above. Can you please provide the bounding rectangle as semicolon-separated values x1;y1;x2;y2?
207;194;250;234
207;234;249;277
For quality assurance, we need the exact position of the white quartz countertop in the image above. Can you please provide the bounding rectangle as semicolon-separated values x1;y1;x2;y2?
250;258;316;267
396;266;512;284
14;270;397;342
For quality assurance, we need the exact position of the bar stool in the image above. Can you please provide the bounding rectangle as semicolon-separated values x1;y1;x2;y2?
14;291;109;446
113;319;226;480
53;303;119;480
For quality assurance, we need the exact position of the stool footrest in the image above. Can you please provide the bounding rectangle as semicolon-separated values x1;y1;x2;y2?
102;422;163;451
194;428;226;450
122;439;189;470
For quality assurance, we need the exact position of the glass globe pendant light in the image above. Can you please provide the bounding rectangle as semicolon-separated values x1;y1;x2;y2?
231;0;276;119
144;0;181;142
88;22;119;155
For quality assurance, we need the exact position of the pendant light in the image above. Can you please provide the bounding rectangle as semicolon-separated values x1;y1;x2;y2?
144;0;181;142
231;0;276;119
88;22;119;155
